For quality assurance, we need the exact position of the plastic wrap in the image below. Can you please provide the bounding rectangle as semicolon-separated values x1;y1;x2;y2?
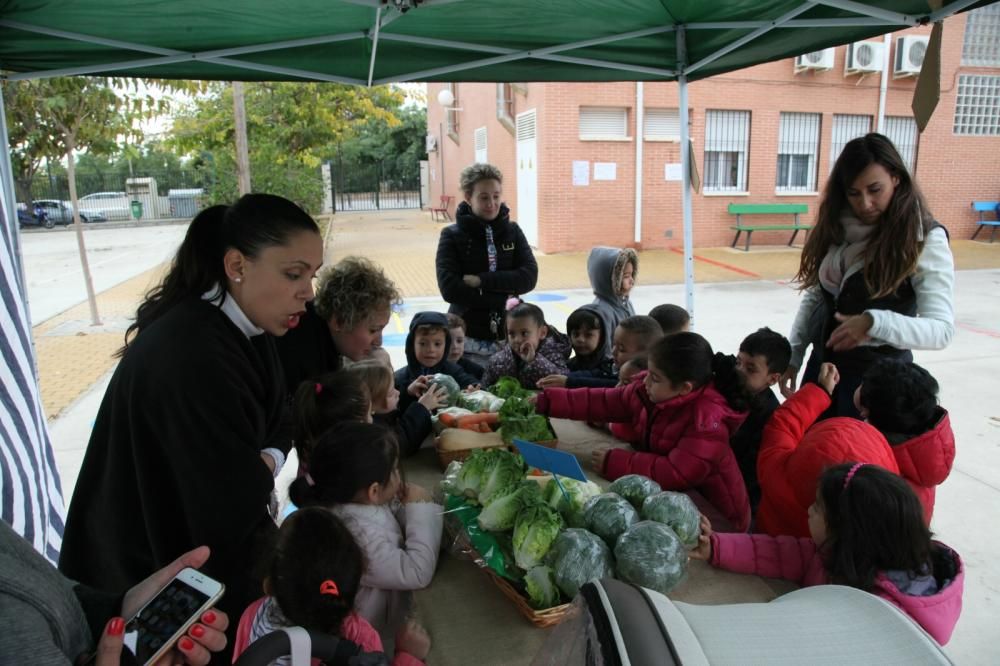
512;504;564;570
429;373;462;407
459;389;505;413
442;493;520;581
546;528;615;599
439;460;464;496
640;491;702;548
608;474;663;511
542;477;602;527
614;521;687;595
583;492;639;547
431;406;474;434
524;565;562;609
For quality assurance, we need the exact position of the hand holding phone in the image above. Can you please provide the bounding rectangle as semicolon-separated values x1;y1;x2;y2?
123;567;225;665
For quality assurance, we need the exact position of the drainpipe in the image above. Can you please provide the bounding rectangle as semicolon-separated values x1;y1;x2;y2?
634;82;644;244
877;33;891;132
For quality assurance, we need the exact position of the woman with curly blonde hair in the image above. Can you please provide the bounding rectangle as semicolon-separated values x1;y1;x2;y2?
275;255;402;395
780;133;954;418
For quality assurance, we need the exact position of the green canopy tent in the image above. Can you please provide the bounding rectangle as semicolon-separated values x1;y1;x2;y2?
0;0;994;556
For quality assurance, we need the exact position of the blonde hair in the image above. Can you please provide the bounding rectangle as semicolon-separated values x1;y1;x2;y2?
313;257;402;329
459;163;503;197
345;359;394;408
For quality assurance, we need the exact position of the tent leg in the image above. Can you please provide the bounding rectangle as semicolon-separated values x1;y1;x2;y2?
677;27;695;327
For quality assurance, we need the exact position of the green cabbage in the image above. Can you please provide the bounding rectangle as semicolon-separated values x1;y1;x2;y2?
640;491;702;548
429;373;462;407
476;449;526;506
614;521;687;595
498;395;554;444
608;474;663;511
542;477;603;527
478;482;542;532
583;493;639;547
524;565;562;609
490;376;531;400
455;448;507;499
512;504;564;570
547;528;615;599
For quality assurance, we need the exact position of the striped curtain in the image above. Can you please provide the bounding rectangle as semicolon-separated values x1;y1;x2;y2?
0;154;66;565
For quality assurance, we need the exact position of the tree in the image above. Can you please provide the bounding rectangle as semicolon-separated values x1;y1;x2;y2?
4;77;198;325
1;80;62;206
338;105;428;187
170;82;406;212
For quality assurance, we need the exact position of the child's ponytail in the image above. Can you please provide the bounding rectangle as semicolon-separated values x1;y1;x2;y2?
269;507;363;635
293;371;371;468
818;463;933;591
710;352;753;412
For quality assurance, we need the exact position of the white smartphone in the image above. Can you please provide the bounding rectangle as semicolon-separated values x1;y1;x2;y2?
123;567;225;665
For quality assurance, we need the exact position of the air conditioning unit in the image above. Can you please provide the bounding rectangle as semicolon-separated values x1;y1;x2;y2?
425;134;438;152
894;35;929;78
794;48;835;73
845;41;884;75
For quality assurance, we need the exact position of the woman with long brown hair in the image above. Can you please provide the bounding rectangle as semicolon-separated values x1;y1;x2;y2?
779;133;954;418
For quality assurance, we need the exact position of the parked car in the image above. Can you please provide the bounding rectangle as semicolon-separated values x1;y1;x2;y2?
34;199;107;224
79;191;130;220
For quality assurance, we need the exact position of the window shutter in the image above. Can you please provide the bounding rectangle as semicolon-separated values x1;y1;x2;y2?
579;107;627;139
644;108;679;139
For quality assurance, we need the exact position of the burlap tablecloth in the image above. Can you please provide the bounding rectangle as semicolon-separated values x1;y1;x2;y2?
403;418;791;666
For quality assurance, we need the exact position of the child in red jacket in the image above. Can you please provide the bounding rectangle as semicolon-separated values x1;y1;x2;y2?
856;359;955;523
692;463;964;645
536;332;754;531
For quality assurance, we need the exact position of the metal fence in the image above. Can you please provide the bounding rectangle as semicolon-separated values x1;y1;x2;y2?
19;171;207;220
329;157;421;212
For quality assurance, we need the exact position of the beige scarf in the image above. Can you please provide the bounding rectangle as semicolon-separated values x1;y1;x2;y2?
818;213;876;296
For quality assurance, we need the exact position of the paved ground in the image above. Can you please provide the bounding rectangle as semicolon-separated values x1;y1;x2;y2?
36;208;1000;664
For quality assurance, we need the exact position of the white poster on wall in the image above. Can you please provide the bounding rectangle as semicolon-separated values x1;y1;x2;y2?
594;162;617;181
664;163;682;181
572;160;590;186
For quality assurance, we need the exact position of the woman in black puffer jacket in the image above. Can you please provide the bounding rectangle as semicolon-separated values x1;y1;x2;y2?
435;163;538;366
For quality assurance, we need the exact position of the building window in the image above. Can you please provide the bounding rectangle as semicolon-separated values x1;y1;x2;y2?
955;75;1000;135
704;110;750;192
962;4;1000;67
474;127;488;164
496;83;515;131
644;108;680;141
883;116;919;172
776;112;821;192
579;106;629;140
445;83;460;141
830;114;872;170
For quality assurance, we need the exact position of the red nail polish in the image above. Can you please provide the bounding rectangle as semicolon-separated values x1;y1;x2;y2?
190;624;205;638
201;611;217;624
108;618;125;636
179;638;195;651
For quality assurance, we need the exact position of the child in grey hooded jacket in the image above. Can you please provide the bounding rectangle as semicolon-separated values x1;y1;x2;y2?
587;246;638;357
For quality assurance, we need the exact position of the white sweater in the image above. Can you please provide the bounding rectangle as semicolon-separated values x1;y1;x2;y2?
789;226;955;369
331;500;443;641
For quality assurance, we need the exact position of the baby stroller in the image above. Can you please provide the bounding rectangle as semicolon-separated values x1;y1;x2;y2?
531;578;953;666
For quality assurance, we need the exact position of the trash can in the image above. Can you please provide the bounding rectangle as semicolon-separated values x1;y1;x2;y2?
131;200;143;220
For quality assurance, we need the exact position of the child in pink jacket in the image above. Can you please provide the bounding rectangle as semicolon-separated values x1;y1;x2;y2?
537;332;753;531
232;506;430;665
692;463;964;645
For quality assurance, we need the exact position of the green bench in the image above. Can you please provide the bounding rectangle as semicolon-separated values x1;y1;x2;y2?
728;203;811;251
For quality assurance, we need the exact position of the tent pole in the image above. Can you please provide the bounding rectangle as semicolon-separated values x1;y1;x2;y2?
0;86;31;325
677;26;695;326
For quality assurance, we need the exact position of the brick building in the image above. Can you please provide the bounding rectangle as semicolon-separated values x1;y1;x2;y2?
426;7;1000;253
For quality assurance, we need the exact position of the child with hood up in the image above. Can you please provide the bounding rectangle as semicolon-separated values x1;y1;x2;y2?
587;247;638;357
393;312;479;413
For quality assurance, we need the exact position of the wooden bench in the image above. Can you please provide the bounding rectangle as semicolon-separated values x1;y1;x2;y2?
971;201;1000;243
728;203;811;251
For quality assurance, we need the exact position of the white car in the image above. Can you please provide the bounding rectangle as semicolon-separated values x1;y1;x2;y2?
78;191;131;220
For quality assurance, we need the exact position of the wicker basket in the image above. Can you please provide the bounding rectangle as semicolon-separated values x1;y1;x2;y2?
483;568;572;628
434;439;506;470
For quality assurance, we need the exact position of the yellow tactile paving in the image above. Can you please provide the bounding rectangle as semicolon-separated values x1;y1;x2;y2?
33;211;1000;421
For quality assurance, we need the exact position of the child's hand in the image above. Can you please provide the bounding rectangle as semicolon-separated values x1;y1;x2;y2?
689;515;714;561
403;483;432;504
590;447;610;474
779;366;798;398
418;384;449;411
817;362;840;395
537;374;567;388
396;619;431;660
408;375;429;398
516;340;538;364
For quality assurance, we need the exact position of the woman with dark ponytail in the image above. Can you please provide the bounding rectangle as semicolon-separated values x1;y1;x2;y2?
59;194;324;662
536;332;754;531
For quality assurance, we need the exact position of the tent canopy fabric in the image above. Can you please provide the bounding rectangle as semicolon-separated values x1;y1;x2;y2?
0;1;993;85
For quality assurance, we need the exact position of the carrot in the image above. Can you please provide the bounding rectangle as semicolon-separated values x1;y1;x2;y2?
437;412;459;428
456;412;500;429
